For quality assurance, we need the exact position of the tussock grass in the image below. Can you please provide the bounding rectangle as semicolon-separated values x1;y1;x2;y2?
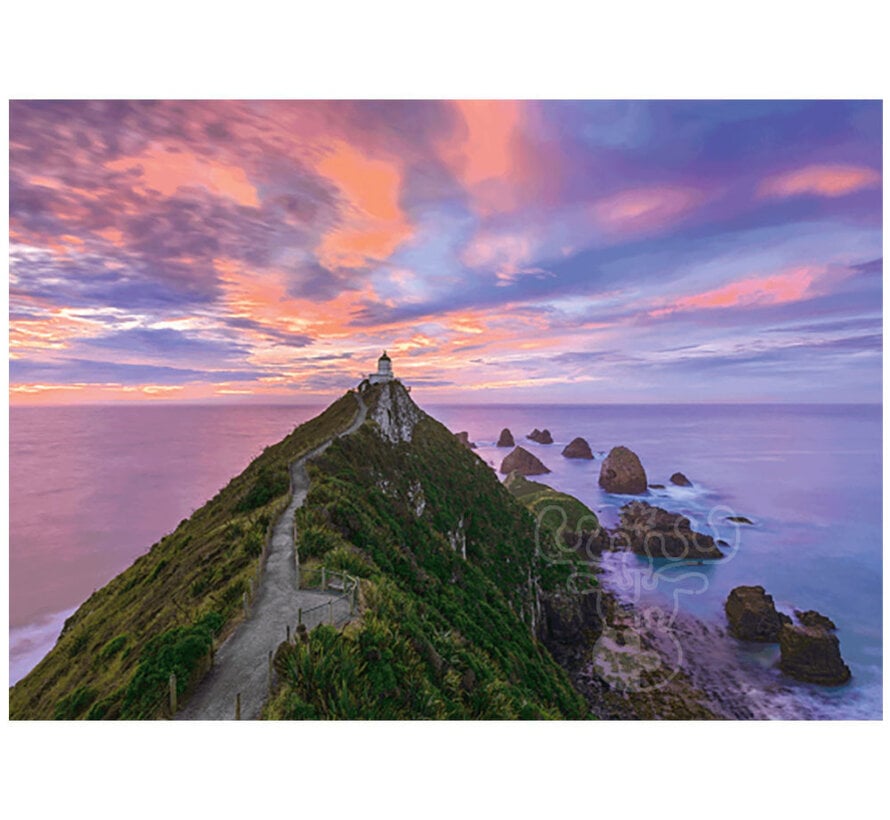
10;392;360;719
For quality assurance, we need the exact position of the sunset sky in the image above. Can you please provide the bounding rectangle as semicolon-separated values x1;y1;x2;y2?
8;100;882;404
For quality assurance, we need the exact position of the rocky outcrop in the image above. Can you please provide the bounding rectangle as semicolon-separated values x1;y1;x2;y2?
496;428;514;448
726;516;753;525
454;431;477;449
724;586;791;642
779;624;851;685
795;609;837;631
499;446;550;476
538;592;603;649
562;437;594;459
617;501;724;560
670;472;692;487
370;381;423;444
527;428;553;445
598;446;647;494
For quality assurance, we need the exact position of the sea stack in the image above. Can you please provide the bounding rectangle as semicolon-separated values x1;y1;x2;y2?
562;437;594;459
527;429;554;445
455;431;477;449
779;624;851;685
670;472;692;487
618;501;724;560
598;446;647;494
497;428;515;448
500;446;551;476
724;586;791;642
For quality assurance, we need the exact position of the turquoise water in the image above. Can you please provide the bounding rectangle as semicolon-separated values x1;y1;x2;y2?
430;403;882;719
9;402;882;719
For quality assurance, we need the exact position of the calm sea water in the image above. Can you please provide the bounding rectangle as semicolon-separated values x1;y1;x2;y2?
9;402;882;718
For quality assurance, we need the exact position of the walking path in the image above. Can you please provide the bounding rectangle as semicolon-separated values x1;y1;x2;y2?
178;392;367;720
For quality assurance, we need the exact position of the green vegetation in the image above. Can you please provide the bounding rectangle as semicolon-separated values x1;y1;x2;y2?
10;392;360;719
13;382;593;720
119;612;223;719
504;471;602;563
266;382;589;719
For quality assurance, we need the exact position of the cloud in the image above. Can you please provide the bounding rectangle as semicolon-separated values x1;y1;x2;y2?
10;357;271;385
650;267;820;317
759;164;881;199
7;101;884;403
106;144;260;207
313;140;412;270
590;186;703;235
81;327;250;362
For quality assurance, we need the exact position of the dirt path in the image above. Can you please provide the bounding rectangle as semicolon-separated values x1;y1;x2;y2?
178;392;367;720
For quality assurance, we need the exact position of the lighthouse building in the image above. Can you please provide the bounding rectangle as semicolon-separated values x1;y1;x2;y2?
367;351;394;384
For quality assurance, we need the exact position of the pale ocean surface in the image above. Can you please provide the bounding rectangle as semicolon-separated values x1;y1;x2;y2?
9;402;882;719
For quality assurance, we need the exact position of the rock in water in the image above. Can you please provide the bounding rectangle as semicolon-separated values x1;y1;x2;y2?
562;437;594;459
724;585;791;642
670;472;692;486
527;428;554;444
779;624;851;685
617;501;724;560
496;428;515;447
454;431;476;449
598;446;647;494
500;446;551;476
795;609;837;630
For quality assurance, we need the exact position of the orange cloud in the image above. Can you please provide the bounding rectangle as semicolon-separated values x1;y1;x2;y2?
650;267;819;317
759;164;881;199
439;100;532;216
592;186;701;235
313;141;412;269
107;144;260;207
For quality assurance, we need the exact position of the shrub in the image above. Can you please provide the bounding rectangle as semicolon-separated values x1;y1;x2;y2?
98;635;128;662
235;466;289;513
323;545;375;578
120;612;222;719
54;686;97;720
297;524;346;560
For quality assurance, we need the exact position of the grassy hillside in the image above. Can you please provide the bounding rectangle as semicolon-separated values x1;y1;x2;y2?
265;382;590;719
10;392;360;719
504;471;601;555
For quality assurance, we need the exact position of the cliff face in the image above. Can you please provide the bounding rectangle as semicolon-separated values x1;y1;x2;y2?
12;381;588;720
10;393;361;720
267;381;588;718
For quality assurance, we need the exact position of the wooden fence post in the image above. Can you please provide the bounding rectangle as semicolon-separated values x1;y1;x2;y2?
321;567;327;590
286;625;291;644
243;591;249;618
235;692;241;720
169;672;177;715
329;600;334;625
298;607;303;626
268;650;274;695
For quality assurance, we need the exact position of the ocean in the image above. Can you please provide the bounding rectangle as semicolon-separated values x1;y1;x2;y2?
8;402;882;719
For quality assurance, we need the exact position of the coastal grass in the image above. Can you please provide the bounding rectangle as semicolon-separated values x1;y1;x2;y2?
267;383;589;719
504;471;602;564
10;391;360;720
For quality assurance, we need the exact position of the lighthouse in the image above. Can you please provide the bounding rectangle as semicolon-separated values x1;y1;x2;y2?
367;350;394;385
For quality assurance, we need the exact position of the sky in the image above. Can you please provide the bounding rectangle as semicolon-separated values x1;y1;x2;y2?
8;100;882;404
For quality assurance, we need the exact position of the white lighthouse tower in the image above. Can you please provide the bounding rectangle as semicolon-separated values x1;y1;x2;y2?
367;350;394;385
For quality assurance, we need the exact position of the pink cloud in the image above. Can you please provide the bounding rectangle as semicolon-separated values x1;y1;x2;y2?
650;267;820;317
591;186;702;235
438;100;543;217
759;164;881;199
107;144;260;207
313;140;413;270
